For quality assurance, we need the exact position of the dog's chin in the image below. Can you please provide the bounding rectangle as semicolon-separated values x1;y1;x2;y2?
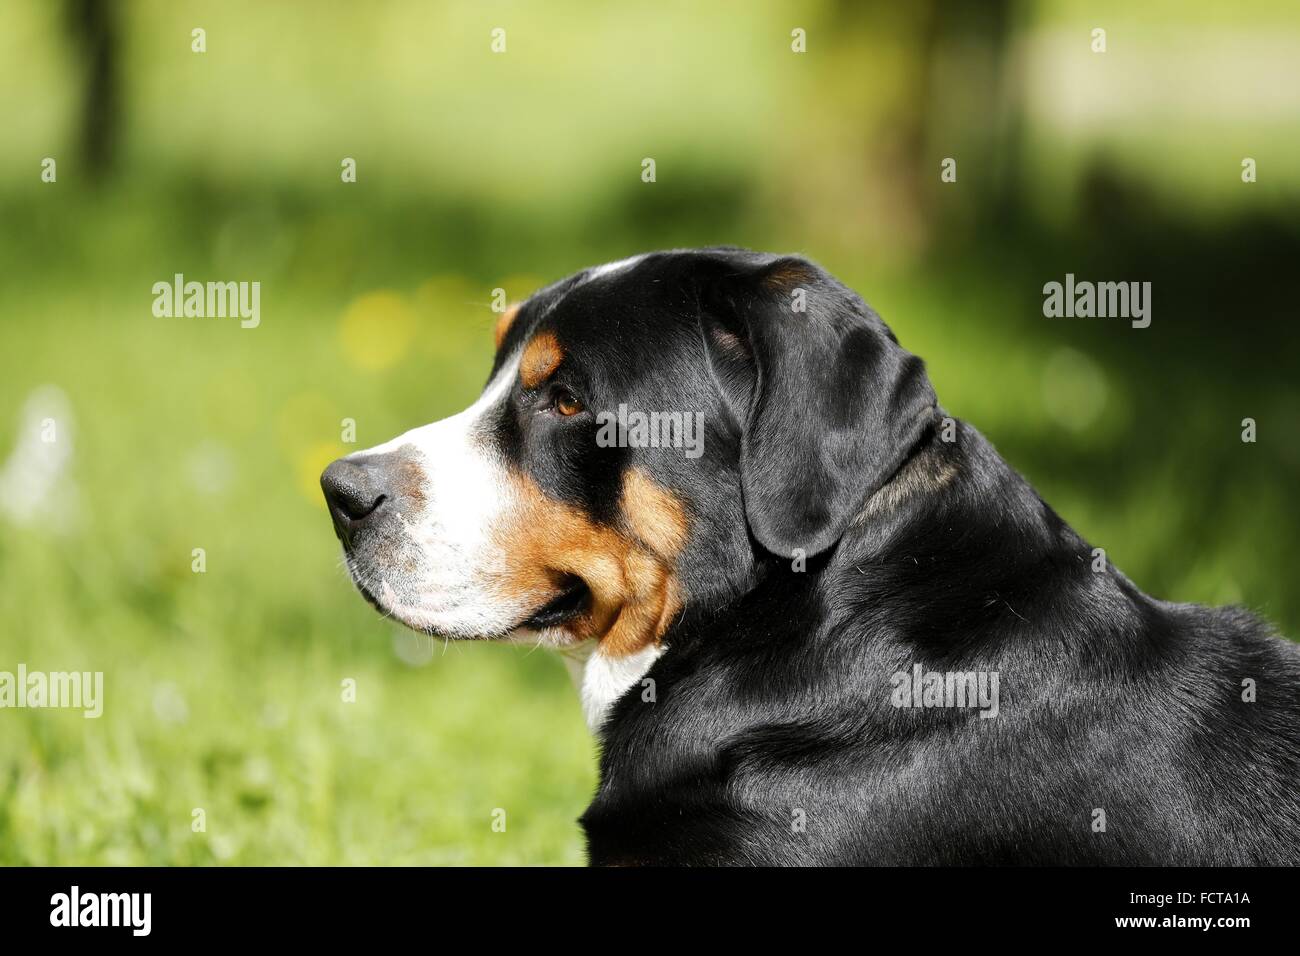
345;561;591;646
499;624;583;650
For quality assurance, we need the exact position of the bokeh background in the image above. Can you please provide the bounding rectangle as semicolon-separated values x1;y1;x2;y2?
1;0;1297;865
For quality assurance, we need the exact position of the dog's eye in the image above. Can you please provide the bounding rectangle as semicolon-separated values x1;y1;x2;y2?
553;388;584;417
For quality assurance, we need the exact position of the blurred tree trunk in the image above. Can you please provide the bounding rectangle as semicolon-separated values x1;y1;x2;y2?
825;0;1022;246
66;0;120;182
909;0;1021;237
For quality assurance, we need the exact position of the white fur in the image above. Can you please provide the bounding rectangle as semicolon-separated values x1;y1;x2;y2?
345;358;536;637
576;642;665;731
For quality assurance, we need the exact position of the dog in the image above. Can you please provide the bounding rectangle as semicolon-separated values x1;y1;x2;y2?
321;248;1300;865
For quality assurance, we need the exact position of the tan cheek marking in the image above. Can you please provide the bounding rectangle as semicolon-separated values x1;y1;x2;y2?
487;468;688;657
621;468;688;556
519;330;564;389
494;303;520;350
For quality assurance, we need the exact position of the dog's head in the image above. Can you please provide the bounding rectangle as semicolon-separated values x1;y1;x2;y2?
321;248;936;659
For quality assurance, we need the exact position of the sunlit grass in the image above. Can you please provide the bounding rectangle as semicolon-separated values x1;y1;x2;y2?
0;269;594;866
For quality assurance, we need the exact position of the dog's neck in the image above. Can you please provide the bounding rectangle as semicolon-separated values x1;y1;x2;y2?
563;420;955;736
853;422;956;530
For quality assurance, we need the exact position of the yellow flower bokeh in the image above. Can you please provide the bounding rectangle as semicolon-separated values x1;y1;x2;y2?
276;391;346;507
339;291;417;371
276;391;340;456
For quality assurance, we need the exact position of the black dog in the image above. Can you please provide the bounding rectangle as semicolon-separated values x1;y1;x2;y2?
322;248;1300;865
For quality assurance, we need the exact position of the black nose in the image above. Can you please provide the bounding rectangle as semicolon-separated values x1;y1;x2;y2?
321;457;389;545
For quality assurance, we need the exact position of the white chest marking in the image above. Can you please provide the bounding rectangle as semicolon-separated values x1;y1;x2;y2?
561;642;665;733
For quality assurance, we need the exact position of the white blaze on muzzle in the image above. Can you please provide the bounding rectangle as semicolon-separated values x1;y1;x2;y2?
342;358;534;637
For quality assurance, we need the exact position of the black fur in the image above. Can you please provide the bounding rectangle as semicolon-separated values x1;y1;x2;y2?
502;249;1300;865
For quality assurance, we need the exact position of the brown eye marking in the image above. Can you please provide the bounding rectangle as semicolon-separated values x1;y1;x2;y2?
520;330;564;389
554;388;583;416
494;302;521;350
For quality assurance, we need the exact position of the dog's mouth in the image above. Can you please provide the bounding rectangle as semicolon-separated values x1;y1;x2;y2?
520;575;590;631
345;557;591;638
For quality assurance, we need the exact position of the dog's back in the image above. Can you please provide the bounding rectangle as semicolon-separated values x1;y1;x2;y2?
584;422;1300;865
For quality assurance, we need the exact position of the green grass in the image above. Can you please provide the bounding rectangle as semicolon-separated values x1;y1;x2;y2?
0;251;598;865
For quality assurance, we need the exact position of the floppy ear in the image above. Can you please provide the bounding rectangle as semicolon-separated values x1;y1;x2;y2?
699;253;937;559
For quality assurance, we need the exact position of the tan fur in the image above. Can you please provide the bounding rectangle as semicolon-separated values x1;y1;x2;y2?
488;467;688;657
393;456;426;503
494;303;521;350
520;330;564;389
